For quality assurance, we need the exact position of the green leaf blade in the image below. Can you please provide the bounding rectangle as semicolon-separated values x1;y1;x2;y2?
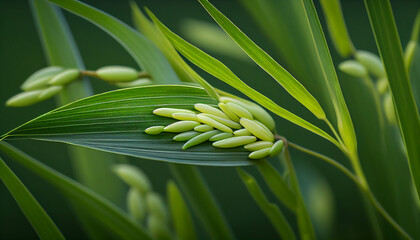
198;0;326;120
0;157;65;240
47;0;179;84
364;0;420;200
146;10;340;148
3;85;253;166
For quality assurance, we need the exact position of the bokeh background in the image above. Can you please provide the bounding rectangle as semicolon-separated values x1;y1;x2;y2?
0;0;419;239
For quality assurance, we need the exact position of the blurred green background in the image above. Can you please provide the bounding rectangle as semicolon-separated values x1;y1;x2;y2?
0;0;418;239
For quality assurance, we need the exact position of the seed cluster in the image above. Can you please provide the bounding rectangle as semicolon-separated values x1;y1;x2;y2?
7;65;151;107
145;97;284;159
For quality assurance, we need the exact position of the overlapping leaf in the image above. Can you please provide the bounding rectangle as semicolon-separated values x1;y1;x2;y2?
2;85;251;166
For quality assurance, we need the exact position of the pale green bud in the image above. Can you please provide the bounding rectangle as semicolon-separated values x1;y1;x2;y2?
249;147;271;159
194;124;214;132
233;128;252;136
164;121;200;132
269;140;284;157
240;118;274;142
244;141;273;151
145;126;165;135
115;78;152;88
173;131;200;141
220;96;275;130
383;93;397;124
49;69;80;85
6;90;43;107
196;114;233;133
225;102;253;119
355;51;385;78
153;108;195;118
376;77;388;95
147;215;172;240
96;66;139;82
182;130;220;150
194;103;229;119
127;188;146;221
203;113;242;129
338;60;368;78
209;132;234;141
172;112;198;121
113;164;151;195
21;66;63;91
38;86;63;101
146;193;168;221
213;136;257;148
218;102;240;122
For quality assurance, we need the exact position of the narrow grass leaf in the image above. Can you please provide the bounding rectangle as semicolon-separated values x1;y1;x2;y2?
0;157;64;240
47;0;179;84
2;85;253;166
198;0;326;120
364;0;420;200
237;168;296;240
0;142;152;240
147;10;340;148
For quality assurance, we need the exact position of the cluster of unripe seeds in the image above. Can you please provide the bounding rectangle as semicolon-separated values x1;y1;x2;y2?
6;65;151;107
145;97;284;160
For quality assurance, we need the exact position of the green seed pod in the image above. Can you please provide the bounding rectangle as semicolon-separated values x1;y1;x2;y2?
240;118;274;142
225;102;253;119
203;113;242;129
115;78;152;88
196;114;233;133
194;103;229;119
249;147;271;159
376;77;388;95
269;140;284;157
244;141;274;151
145;126;165;135
153;108;195;118
218;102;240;122
21;66;64;91
147;215;172;240
355;51;385;78
38;86;63;101
113;164;151;195
173;131;200;141
96;66;139;82
209;132;234;141
172;112;198;121
182;130;220;150
146;193;168;221
213;136;257;148
127;188;147;222
233;128;252;136
220;96;275;130
48;69;80;85
383;92;397;124
338;60;368;78
194;124;214;132
6;90;43;107
164;121;200;132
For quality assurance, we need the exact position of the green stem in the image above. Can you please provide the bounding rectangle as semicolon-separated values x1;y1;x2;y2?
278;135;412;239
282;142;316;240
169;164;235;240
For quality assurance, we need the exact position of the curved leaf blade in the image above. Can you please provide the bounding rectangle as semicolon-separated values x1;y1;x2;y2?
3;85;252;166
198;0;326;120
146;10;340;148
47;0;179;84
0;157;64;240
0;142;151;240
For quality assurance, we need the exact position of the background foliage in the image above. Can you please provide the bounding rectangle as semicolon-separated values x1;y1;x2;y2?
0;0;419;239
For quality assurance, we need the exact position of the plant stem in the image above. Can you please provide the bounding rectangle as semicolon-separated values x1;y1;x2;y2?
276;135;412;239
